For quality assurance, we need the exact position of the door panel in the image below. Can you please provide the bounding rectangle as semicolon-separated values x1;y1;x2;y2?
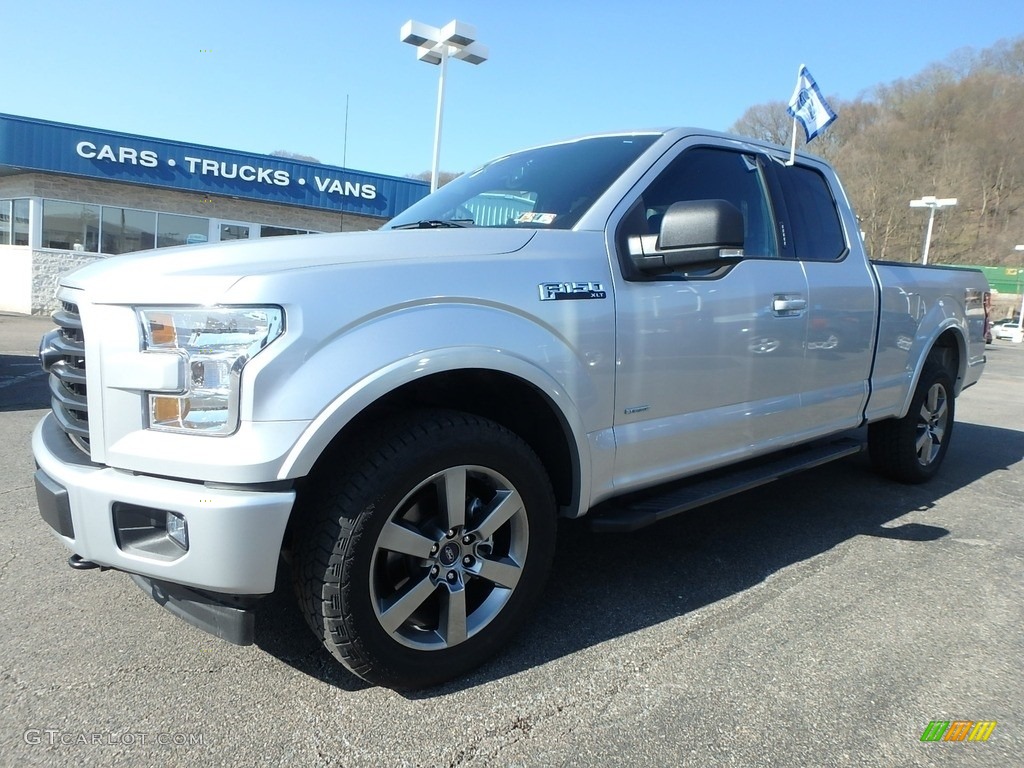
607;145;879;493
612;259;808;490
771;160;877;435
801;260;876;432
607;144;813;492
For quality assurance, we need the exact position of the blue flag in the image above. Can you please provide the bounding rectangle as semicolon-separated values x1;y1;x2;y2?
787;65;837;142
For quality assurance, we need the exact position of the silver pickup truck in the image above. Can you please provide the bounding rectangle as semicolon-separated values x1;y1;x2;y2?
33;129;989;688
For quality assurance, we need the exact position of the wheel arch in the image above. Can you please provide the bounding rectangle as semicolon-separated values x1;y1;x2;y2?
898;325;964;419
282;360;588;519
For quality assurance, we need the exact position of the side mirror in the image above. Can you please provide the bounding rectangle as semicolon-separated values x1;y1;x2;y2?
628;199;745;271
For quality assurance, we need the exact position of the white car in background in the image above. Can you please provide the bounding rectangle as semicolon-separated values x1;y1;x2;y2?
993;319;1023;342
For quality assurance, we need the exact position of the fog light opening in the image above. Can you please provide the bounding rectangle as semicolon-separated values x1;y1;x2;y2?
166;511;189;551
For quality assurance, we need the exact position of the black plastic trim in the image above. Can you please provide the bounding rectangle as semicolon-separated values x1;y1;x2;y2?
590;437;864;532
35;469;74;538
129;574;257;646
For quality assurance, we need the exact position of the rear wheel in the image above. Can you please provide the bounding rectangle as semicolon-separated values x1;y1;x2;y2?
869;361;955;484
292;409;556;689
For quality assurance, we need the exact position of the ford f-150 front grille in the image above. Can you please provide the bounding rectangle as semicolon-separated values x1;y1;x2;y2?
46;301;90;453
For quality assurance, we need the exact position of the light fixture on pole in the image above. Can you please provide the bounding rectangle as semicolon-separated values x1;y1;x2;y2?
909;196;957;265
400;19;488;193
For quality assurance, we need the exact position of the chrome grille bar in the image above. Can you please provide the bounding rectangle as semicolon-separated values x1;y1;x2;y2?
42;301;91;454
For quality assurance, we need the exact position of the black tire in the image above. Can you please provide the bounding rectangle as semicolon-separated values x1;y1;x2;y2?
292;409;557;689
868;361;955;484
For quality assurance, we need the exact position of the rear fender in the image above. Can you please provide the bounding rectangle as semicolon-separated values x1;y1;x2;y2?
896;316;966;419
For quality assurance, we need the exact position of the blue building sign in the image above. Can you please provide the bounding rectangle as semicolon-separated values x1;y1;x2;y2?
0;113;429;219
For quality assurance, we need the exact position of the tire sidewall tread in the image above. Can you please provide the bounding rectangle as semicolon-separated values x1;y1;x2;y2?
292;409;557;689
869;360;955;484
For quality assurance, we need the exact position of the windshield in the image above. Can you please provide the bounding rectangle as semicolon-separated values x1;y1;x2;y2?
384;134;660;230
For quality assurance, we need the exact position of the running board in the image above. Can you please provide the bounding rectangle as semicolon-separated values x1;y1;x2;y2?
589;438;864;533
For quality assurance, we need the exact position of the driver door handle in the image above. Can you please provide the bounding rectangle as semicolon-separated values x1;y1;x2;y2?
772;295;807;314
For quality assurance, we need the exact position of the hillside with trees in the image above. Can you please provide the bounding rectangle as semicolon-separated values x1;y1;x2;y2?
731;38;1024;267
408;170;462;188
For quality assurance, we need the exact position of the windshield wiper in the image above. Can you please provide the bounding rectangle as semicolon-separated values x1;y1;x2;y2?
390;219;473;230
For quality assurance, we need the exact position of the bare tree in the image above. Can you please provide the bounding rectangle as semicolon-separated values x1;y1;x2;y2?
731;101;793;145
730;37;1024;267
270;150;322;164
408;170;462;188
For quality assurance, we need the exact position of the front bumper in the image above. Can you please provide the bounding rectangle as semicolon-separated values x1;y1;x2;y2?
32;413;295;595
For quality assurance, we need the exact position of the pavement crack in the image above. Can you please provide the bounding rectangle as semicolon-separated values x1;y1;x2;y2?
0;669;29;691
449;701;579;767
0;551;17;580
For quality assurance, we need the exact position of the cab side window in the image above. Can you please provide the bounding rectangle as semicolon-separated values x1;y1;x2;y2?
624;147;778;260
776;164;847;261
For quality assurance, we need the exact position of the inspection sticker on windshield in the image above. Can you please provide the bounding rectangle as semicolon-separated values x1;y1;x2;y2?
517;212;557;225
538;281;607;301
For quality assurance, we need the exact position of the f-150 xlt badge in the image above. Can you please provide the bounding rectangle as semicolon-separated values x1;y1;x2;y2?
538;282;607;301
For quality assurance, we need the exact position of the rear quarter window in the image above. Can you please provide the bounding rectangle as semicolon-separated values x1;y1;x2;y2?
778;165;847;261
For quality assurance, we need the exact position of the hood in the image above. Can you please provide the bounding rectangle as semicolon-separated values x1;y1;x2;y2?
61;229;536;305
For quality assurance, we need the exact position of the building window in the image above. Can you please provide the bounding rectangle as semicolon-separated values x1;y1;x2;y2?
102;206;156;255
219;223;249;241
0;199;10;245
461;192;537;227
42;200;100;251
19;196;329;254
157;213;209;248
13;199;31;246
260;225;307;237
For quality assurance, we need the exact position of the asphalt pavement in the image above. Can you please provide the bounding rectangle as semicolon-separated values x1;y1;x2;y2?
1;311;1020;767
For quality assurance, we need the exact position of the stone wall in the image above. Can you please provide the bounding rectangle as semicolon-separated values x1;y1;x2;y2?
31;250;102;315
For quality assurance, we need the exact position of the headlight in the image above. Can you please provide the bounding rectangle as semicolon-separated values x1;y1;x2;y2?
137;306;284;435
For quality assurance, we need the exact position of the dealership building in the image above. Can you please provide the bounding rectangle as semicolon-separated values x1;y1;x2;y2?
0;113;429;314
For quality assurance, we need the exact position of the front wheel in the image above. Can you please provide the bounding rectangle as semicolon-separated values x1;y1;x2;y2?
292;410;557;689
868;361;955;484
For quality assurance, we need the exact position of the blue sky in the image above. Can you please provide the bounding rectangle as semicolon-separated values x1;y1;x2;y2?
5;1;1020;178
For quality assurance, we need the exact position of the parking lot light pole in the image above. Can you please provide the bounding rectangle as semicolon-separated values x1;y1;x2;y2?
400;20;488;193
1015;244;1024;323
910;196;957;265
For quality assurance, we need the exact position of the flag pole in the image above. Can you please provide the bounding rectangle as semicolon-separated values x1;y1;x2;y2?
787;118;798;166
786;63;803;166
